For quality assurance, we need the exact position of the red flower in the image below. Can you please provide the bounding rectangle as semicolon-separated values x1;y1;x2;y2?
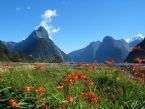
78;73;87;80
56;85;64;90
25;86;31;93
64;79;73;85
117;89;124;95
104;60;114;66
140;73;145;77
81;91;99;104
71;74;78;80
8;99;17;108
85;82;94;86
131;46;140;51
67;97;74;103
37;87;44;94
34;64;47;71
75;63;83;67
112;95;115;100
40;103;48;109
133;57;142;63
87;64;96;71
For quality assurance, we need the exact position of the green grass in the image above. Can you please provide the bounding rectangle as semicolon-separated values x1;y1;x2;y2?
0;63;145;109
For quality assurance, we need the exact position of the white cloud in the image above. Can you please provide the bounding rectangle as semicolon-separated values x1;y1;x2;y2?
136;33;144;39
41;10;56;21
26;6;31;10
16;7;21;11
38;9;60;39
125;33;145;43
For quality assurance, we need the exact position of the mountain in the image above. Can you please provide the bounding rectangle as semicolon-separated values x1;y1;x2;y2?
95;36;130;63
125;34;144;48
125;38;145;63
0;41;11;61
3;41;17;52
68;41;101;63
13;26;64;63
0;41;25;62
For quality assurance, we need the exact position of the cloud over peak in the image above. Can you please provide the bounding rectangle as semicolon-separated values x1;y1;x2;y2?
39;9;60;39
41;10;56;22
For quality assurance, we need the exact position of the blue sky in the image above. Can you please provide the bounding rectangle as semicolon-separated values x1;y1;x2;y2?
0;0;145;53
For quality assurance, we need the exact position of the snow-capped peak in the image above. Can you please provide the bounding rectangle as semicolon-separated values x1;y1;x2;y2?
125;33;144;43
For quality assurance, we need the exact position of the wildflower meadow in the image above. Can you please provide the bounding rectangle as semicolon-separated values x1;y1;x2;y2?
0;63;145;109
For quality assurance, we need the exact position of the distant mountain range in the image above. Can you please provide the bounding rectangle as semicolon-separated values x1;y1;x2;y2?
1;26;144;63
125;34;144;48
69;36;130;63
68;41;101;63
68;34;144;63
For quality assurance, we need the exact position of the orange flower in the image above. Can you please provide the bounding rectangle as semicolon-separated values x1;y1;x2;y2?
75;63;83;67
81;91;99;104
71;74;78;81
64;79;73;85
112;95;115;100
40;103;48;109
117;89;124;95
9;99;15;105
134;71;139;76
87;64;96;71
104;60;114;66
140;73;145;77
133;58;142;63
85;82;94;86
78;73;87;80
81;92;87;96
56;85;64;90
37;87;44;94
131;46;140;51
67;97;74;103
34;64;47;71
8;99;17;108
25;86;31;93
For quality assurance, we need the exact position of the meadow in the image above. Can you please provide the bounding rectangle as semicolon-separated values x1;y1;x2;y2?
0;63;145;109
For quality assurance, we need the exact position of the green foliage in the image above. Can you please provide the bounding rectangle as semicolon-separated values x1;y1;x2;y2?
0;64;145;108
0;41;10;61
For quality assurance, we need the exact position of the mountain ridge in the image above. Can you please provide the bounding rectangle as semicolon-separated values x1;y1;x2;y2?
2;29;145;63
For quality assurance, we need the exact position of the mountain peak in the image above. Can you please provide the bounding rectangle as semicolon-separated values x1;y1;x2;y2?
136;33;144;39
103;36;114;42
33;26;49;39
125;34;144;43
38;26;46;31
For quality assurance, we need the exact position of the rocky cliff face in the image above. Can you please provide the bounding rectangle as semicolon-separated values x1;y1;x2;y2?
95;36;130;63
13;26;64;62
